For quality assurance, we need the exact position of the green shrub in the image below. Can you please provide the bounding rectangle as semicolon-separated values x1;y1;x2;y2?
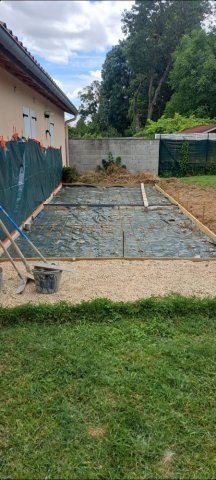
180;141;189;176
97;152;126;172
160;170;173;178
135;113;216;139
62;166;79;183
207;164;216;174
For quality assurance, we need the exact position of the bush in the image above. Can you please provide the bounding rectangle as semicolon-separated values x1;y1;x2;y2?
180;141;189;176
97;152;126;172
62;166;79;183
134;113;216;139
207;164;216;175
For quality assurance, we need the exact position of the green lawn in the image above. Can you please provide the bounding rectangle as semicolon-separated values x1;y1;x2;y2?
1;298;216;479
180;175;216;187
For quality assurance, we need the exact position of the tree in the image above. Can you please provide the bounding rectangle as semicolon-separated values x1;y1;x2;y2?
122;0;211;127
68;118;88;138
165;29;216;117
99;44;131;135
134;113;216;138
78;80;101;122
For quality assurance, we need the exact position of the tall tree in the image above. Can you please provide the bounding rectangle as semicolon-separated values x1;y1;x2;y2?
99;44;131;135
122;0;211;128
165;29;216;117
78;80;101;122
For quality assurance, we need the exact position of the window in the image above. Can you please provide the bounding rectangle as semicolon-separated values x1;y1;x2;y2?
23;107;37;139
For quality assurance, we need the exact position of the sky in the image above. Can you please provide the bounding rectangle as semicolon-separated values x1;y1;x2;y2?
0;0;134;111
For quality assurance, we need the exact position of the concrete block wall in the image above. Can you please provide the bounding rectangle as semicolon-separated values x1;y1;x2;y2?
155;133;216;141
69;138;159;174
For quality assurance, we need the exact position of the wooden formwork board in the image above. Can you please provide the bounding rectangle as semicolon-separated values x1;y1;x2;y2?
155;184;216;244
140;183;149;208
1;183;62;251
0;256;216;263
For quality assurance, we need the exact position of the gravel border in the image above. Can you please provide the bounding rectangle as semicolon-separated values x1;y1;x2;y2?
0;259;215;307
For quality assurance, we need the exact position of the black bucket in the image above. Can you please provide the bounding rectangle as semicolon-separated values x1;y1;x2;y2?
0;267;3;291
33;267;62;294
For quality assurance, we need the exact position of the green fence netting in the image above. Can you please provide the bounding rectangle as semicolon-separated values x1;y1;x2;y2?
159;139;216;176
0;139;62;239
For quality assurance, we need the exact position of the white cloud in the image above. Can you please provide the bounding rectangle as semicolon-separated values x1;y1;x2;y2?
90;70;102;80
67;88;81;102
63;72;101;103
0;0;134;64
0;1;134;110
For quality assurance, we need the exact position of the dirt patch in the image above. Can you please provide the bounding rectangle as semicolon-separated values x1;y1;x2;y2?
159;449;175;478
160;179;216;234
70;169;159;187
0;259;216;307
87;426;107;437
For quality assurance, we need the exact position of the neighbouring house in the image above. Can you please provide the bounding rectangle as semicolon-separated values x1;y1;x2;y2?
0;21;77;164
180;124;216;134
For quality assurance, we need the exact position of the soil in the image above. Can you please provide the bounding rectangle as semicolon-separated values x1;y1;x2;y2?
0;259;215;307
160;179;216;234
87;427;107;437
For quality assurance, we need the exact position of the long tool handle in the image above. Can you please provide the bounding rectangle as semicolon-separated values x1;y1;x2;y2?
0;220;31;273
0;206;47;262
0;239;24;278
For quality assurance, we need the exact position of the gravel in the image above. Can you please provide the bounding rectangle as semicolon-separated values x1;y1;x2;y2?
0;259;216;307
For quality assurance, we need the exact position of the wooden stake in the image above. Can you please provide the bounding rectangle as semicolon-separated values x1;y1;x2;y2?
202;205;205;223
122;231;125;257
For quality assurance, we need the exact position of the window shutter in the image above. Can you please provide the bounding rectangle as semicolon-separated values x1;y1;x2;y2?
23;107;31;138
30;109;37;139
49;115;54;146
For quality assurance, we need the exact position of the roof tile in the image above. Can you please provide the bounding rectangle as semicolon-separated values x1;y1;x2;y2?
180;124;216;134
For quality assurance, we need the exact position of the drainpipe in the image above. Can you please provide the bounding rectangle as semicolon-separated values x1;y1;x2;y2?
65;115;77;166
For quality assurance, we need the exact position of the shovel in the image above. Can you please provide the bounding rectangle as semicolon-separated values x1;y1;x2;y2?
0;240;27;293
0;220;34;280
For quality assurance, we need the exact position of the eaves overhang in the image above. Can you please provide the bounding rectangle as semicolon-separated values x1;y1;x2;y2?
0;22;78;116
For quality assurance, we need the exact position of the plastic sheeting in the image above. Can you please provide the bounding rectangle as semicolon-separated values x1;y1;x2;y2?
0;139;62;238
7;186;216;258
159;139;216;176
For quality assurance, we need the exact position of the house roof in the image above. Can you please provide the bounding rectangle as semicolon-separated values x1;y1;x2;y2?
0;21;77;115
180;124;216;134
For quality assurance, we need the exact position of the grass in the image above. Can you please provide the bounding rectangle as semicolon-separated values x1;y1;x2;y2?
180;175;216;187
1;297;216;479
